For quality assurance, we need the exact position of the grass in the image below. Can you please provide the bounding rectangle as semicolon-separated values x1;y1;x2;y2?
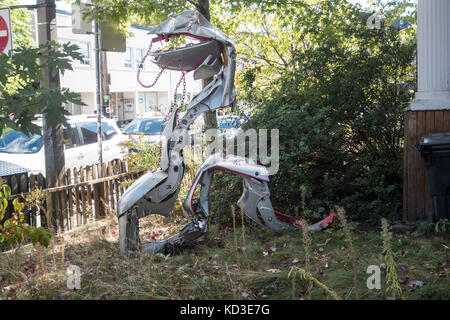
0;210;448;300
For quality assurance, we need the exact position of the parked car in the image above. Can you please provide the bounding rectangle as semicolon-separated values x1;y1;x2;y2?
0;115;127;176
217;115;243;139
121;116;165;144
115;111;164;130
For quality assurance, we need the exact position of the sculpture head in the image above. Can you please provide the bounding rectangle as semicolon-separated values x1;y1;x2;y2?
146;10;236;109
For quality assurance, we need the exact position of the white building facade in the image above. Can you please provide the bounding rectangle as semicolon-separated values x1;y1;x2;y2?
41;10;202;122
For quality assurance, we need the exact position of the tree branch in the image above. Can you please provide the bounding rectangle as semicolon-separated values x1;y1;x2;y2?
186;0;201;10
261;21;289;68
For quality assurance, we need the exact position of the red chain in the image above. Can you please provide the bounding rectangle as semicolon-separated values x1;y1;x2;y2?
137;40;188;173
150;69;186;173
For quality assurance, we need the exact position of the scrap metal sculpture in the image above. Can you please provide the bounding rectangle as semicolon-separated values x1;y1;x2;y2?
118;11;335;255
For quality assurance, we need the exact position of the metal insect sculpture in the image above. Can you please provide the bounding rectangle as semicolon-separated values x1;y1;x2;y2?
118;11;335;255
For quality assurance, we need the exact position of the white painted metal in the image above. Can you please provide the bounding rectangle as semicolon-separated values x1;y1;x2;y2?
409;0;450;111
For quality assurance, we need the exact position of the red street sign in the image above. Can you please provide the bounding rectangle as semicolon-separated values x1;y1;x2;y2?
0;8;12;54
0;16;9;53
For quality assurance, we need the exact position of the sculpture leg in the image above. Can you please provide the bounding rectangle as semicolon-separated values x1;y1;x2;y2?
142;218;208;254
119;208;141;255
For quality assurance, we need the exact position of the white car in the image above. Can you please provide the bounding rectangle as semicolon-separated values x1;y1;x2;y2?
0;115;127;176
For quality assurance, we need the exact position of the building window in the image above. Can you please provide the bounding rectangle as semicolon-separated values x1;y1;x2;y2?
79;42;91;65
124;47;132;68
136;48;144;69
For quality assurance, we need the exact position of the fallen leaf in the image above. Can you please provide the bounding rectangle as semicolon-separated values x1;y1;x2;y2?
266;268;281;273
5;286;15;293
18;271;27;281
318;238;332;246
406;280;423;288
60;291;72;300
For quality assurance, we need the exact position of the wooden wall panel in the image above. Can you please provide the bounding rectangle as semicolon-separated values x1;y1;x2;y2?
404;109;450;221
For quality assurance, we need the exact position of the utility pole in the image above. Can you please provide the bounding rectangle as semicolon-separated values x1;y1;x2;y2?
37;0;65;187
94;19;104;177
102;51;110;118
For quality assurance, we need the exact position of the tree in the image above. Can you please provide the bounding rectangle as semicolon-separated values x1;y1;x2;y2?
194;0;217;130
0;35;83;246
210;0;415;104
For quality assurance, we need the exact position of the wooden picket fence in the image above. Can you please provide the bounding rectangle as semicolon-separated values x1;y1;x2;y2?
5;160;146;234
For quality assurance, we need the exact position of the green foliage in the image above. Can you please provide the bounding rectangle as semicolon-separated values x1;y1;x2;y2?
209;171;242;226
241;0;416;221
0;41;85;137
417;219;450;235
0;179;51;248
381;218;403;299
120;135;160;171
288;266;340;300
74;0;196;30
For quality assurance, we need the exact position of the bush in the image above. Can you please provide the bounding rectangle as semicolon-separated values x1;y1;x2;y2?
242;6;416;222
120;134;160;171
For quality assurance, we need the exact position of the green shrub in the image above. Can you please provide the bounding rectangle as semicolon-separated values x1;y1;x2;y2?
242;4;416;222
120;135;160;171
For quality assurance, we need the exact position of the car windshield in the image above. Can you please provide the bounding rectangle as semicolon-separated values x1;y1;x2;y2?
0;129;43;154
122;118;164;135
218;118;239;130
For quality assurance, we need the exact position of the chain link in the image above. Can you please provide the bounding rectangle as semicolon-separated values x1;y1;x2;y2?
136;41;164;88
150;68;186;173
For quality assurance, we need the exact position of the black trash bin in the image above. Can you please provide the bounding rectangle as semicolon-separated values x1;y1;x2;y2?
417;132;450;222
